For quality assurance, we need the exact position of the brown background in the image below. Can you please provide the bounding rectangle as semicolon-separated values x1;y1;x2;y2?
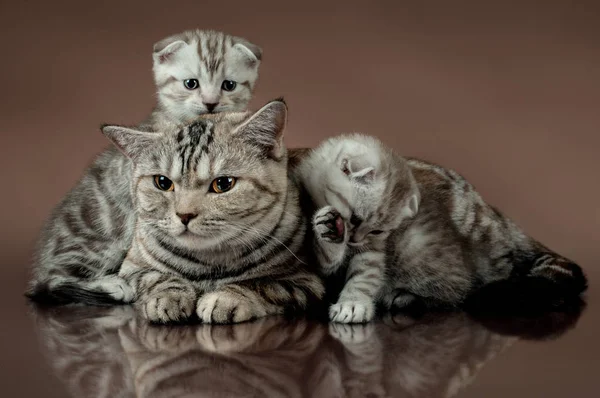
0;0;598;396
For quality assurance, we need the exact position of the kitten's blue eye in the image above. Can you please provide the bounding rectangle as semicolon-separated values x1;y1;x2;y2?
184;79;199;90
153;175;174;191
210;177;236;193
221;80;237;92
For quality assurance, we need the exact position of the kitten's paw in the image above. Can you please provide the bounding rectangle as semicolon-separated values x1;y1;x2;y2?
196;291;267;324
313;206;345;243
140;290;195;324
329;300;375;323
329;322;375;344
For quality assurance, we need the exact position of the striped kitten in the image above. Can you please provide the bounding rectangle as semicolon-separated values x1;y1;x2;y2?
296;134;588;323
27;29;261;305
101;99;324;324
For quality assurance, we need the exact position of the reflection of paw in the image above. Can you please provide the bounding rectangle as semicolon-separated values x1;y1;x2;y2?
314;206;345;243
196;291;267;324
140;290;195;324
91;305;135;329
136;322;198;352
329;322;375;344
329;300;375;323
196;319;267;353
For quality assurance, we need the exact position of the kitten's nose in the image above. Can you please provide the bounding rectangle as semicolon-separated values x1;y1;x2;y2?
350;213;363;228
177;213;197;226
203;102;218;113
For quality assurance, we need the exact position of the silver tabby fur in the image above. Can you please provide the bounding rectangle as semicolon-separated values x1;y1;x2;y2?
102;100;324;324
27;29;262;305
295;133;588;323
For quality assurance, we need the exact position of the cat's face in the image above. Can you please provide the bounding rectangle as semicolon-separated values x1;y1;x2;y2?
102;100;287;251
322;135;420;247
152;30;262;122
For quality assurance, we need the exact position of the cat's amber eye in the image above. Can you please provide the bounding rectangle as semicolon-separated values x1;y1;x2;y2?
221;80;237;92
210;177;236;193
184;79;199;90
153;175;174;192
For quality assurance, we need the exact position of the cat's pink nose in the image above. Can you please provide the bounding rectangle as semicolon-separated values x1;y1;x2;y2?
177;213;197;226
204;102;218;113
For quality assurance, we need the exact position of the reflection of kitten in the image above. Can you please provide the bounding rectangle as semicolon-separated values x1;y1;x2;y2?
27;30;262;306
103;99;324;324
296;134;588;323
31;301;582;398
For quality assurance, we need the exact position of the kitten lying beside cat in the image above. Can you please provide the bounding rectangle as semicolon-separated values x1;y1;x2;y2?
295;134;588;323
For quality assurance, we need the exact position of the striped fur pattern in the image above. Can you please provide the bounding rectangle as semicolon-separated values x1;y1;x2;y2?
295;134;588;323
143;29;261;128
26;29;261;306
31;303;582;397
30;305;136;398
306;313;516;398
103;100;324;324
119;317;324;398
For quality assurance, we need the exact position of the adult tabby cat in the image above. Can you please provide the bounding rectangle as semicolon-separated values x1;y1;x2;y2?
296;133;588;323
102;99;324;323
27;29;262;305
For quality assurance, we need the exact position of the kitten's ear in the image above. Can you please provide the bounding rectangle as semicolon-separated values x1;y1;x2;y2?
237;98;287;160
402;191;420;219
153;38;188;64
100;124;159;161
343;157;376;182
231;36;262;67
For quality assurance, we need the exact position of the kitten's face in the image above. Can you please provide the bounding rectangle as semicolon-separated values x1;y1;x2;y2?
102;100;287;251
321;135;419;247
153;30;262;122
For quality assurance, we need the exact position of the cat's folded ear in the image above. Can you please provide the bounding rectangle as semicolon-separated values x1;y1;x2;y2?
236;98;287;160
231;36;262;68
100;124;159;162
153;36;188;64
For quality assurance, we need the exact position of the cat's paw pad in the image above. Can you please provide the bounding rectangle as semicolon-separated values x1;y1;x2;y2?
140;290;195;324
329;300;375;323
313;206;345;243
329;322;375;344
196;291;267;324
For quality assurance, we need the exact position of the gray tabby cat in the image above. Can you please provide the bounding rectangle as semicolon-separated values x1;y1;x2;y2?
101;99;324;324
296;133;588;323
27;29;262;305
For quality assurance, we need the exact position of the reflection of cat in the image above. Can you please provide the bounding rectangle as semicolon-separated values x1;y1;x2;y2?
31;302;584;398
30;305;136;398
118;317;325;398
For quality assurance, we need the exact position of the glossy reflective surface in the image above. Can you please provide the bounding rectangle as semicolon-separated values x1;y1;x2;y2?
21;299;586;398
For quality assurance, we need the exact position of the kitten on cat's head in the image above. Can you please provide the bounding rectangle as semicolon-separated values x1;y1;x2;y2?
152;29;262;123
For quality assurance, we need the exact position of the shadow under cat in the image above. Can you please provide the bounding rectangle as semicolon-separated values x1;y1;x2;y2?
29;299;585;398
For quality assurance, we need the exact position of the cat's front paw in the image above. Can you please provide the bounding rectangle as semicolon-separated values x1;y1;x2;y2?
314;206;346;243
197;291;268;324
140;290;195;324
329;300;375;324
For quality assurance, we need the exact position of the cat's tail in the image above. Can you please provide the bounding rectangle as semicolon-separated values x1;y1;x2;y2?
468;231;588;314
25;275;134;307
